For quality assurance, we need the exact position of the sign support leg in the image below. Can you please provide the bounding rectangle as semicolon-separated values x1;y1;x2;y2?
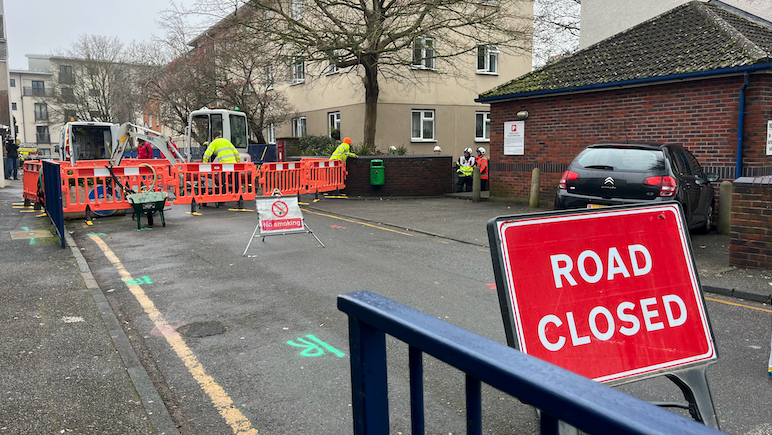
305;223;325;248
665;367;720;430
242;222;261;257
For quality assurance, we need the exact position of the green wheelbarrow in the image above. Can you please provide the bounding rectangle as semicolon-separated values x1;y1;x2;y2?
127;190;168;230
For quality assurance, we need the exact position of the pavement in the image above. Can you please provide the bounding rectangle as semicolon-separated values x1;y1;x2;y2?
0;178;770;433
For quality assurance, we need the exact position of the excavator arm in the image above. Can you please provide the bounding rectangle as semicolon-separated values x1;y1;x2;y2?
111;123;186;166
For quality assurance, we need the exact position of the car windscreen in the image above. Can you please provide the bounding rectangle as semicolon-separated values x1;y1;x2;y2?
575;148;665;171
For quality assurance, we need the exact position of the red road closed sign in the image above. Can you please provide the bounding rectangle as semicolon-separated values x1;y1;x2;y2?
489;203;716;383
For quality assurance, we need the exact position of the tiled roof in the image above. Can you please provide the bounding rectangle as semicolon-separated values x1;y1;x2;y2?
479;1;772;99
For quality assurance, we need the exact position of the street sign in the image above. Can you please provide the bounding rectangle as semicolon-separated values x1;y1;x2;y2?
488;203;716;383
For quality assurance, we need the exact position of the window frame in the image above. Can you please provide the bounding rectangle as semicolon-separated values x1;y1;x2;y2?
475;111;491;142
328;111;341;138
476;45;499;75
34;103;48;121
267;123;276;144
266;65;274;90
9;78;15;87
411;109;436;142
36;126;51;144
412;37;435;70
292;116;307;137
11;102;17;110
287;59;305;85
291;0;303;20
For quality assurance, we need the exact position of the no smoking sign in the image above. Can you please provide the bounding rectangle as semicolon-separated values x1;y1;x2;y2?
272;200;289;218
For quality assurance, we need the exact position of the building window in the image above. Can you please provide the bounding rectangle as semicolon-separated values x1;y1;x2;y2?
59;65;74;83
412;37;435;70
475;111;490;141
61;88;75;103
11;102;16;110
89;88;100;97
411;109;435;141
64;110;76;122
36;126;50;144
477;45;498;74
292;117;306;137
328;111;341;139
291;0;303;19
287;59;305;85
89;111;102;121
266;65;274;90
9;78;15;87
267;123;276;144
31;81;45;96
34;103;48;121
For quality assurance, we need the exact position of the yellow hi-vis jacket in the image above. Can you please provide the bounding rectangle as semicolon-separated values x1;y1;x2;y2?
457;155;475;177
330;143;357;162
203;138;241;163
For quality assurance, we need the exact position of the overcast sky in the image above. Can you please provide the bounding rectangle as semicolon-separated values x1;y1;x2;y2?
4;0;200;70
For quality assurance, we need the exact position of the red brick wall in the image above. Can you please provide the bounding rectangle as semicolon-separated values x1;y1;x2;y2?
489;75;772;200
342;156;454;196
729;177;772;269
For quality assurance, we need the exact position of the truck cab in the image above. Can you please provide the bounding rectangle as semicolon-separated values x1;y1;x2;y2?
60;121;119;164
186;108;252;162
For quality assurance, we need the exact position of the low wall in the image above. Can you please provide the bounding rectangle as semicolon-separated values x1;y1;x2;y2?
729;176;772;269
341;155;454;197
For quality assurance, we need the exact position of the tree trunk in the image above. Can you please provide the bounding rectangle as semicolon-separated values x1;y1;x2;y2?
361;55;379;153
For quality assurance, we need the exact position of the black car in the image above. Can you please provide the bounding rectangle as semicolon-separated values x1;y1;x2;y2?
554;143;719;233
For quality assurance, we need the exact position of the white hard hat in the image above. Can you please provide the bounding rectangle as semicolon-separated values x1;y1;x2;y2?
433;146;442;152
464;147;473;154
477;147;486;154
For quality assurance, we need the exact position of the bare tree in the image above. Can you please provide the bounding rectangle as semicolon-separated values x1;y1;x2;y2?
533;0;580;68
238;0;531;150
43;35;149;125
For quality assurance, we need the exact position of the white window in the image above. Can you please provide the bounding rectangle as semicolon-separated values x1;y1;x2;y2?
326;59;339;75
266;65;274;90
411;109;435;141
148;114;153;127
287;59;305;84
10;79;15;87
291;0;303;19
412;37;435;70
328;111;341;138
12;102;17;110
475;112;490;141
477;45;498;74
292;117;307;137
267;123;276;144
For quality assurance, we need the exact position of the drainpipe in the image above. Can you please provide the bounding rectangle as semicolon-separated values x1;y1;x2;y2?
736;71;749;179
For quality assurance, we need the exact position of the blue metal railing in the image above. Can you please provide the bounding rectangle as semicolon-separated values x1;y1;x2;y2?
42;160;65;248
338;291;725;435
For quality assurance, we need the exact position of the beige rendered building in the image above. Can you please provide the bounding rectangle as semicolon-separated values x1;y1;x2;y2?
9;56;56;158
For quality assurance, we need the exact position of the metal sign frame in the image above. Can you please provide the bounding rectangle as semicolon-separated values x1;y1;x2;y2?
487;201;719;428
243;193;324;256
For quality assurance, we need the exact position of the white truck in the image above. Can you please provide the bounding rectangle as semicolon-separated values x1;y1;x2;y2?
59;108;252;164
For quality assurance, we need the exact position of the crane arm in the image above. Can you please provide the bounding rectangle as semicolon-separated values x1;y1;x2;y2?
111;123;186;166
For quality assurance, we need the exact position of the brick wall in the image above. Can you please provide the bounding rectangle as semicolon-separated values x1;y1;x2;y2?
342;155;454;196
729;176;772;270
489;75;772;201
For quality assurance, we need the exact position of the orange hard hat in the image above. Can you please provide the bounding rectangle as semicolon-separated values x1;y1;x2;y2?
343;137;352;144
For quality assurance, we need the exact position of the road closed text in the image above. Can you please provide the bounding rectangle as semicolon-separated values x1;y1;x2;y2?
537;294;687;351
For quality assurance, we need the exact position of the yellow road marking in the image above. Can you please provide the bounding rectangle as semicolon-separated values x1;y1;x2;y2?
90;235;258;435
705;296;772;313
303;209;413;236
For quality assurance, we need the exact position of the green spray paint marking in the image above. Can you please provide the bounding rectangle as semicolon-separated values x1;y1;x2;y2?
86;233;107;236
135;228;153;231
124;276;152;286
287;334;345;357
21;227;35;245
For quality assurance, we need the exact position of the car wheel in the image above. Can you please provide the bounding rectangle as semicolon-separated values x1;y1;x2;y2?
698;202;714;234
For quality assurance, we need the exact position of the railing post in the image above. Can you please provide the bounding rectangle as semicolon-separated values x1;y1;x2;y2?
348;316;389;435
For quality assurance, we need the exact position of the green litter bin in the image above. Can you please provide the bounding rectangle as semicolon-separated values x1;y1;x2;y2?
370;159;385;186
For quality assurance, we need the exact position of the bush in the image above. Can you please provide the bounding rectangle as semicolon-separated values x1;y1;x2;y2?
299;135;339;156
352;143;371;156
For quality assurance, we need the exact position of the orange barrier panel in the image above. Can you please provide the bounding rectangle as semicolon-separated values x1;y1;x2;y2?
171;163;257;209
22;161;43;204
303;158;346;194
257;162;305;196
60;165;175;215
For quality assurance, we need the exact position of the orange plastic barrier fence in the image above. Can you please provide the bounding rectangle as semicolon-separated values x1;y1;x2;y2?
60;165;175;215
303;158;346;194
257;162;305;195
22;161;43;204
257;159;346;196
171;162;257;209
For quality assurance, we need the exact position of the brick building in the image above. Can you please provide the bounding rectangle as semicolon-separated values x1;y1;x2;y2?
476;1;772;201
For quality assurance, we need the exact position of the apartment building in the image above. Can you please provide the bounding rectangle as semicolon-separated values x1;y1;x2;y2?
9;56;56;157
188;2;534;159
